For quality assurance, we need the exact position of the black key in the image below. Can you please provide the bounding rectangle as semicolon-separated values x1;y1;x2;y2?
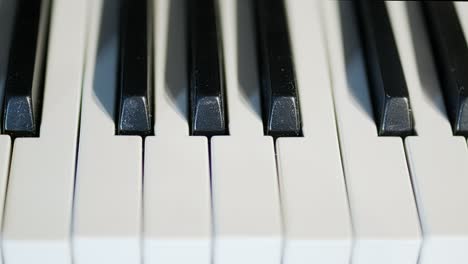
255;0;301;137
188;0;227;136
2;0;50;137
117;0;153;136
422;2;468;136
354;0;414;137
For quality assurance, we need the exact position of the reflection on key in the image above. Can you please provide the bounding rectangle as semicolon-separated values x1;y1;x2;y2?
188;0;227;136
117;0;153;136
354;0;414;137
255;0;302;137
2;0;50;137
422;2;468;136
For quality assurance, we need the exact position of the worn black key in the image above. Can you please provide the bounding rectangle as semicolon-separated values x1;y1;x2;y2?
117;0;153;136
354;0;414;136
255;0;301;137
2;0;50;137
188;0;227;136
422;2;468;136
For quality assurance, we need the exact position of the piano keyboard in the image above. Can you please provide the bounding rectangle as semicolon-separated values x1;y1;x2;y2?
0;0;467;264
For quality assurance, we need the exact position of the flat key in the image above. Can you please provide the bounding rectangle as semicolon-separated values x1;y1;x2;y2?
117;0;153;136
255;0;302;137
188;0;227;136
2;0;50;137
354;0;414;137
422;2;468;136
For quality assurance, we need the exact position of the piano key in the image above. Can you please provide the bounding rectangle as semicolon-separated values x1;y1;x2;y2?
255;0;301;137
387;3;452;137
275;1;352;263
2;0;50;137
323;2;421;264
0;0;15;118
144;137;211;264
116;0;153;136
144;0;211;263
188;0;227;136
422;2;468;136
388;2;468;263
152;0;189;136
218;0;263;136
1;0;88;263
212;0;281;263
0;0;16;262
211;137;281;264
354;0;414;137
73;0;142;263
0;136;10;264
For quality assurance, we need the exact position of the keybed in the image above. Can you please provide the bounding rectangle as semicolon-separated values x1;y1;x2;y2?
0;1;466;264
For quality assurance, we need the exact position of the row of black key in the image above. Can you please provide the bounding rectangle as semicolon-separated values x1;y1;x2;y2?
120;0;302;137
3;0;468;139
354;1;468;137
188;0;301;137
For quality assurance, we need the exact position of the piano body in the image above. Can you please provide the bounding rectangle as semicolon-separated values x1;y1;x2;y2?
0;0;467;263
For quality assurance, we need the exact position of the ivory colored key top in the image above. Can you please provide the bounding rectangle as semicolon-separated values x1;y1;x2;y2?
323;2;421;263
73;0;142;263
212;0;281;263
0;136;10;264
144;138;211;264
0;0;15;262
276;0;352;263
211;137;282;264
388;2;468;263
1;1;87;264
144;0;211;263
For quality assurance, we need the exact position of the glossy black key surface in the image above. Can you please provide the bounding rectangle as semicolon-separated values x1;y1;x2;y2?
255;0;301;137
422;2;468;136
117;0;153;136
188;0;227;136
2;0;50;137
354;0;414;136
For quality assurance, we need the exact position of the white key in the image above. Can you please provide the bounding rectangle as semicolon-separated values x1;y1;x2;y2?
275;1;352;263
0;1;15;262
211;137;281;264
143;0;211;263
1;1;86;264
0;136;9;264
322;2;421;264
456;2;468;39
73;0;142;263
388;2;468;263
144;137;211;264
0;0;15;262
211;0;281;263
